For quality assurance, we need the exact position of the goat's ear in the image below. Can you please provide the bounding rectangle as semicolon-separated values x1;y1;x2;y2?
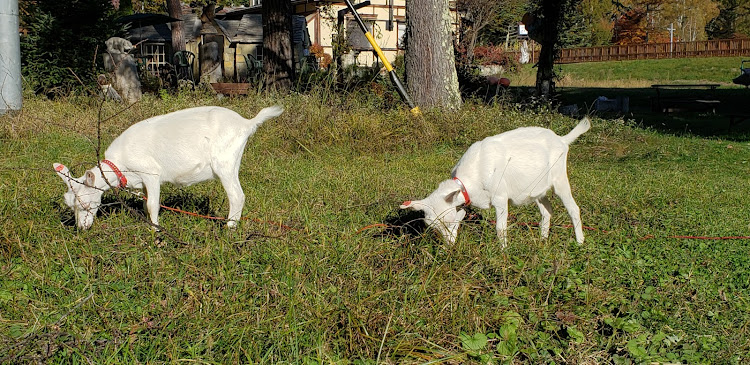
84;170;96;187
444;189;462;205
53;163;71;181
400;200;417;210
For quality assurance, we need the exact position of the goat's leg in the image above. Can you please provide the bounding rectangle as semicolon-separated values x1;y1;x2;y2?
536;196;553;239
553;178;584;244
143;179;161;229
217;172;245;228
492;199;509;249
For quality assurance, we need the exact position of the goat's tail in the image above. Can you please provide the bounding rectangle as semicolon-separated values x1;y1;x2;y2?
561;116;591;145
252;105;284;123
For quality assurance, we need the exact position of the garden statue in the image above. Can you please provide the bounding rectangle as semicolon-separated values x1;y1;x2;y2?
102;37;142;103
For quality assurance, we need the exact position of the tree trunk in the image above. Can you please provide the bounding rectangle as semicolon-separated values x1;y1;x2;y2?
405;0;461;110
166;0;185;53
534;0;562;100
262;0;295;91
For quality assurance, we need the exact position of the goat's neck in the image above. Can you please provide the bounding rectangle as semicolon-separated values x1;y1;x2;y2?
92;163;124;190
451;171;492;210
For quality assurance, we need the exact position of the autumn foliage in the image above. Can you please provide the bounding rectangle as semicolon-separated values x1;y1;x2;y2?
310;43;332;69
472;46;519;70
611;8;648;45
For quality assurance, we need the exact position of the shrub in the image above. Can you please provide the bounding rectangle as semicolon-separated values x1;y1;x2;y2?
473;45;519;71
21;0;123;97
310;43;332;69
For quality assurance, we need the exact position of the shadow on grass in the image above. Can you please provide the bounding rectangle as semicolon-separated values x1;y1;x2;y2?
159;191;216;217
372;209;427;240
56;191;223;228
56;194;145;228
465;83;750;141
556;86;750;141
54;200;77;228
366;207;496;242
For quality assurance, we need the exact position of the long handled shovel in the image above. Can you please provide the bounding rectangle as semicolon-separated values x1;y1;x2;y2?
343;0;420;115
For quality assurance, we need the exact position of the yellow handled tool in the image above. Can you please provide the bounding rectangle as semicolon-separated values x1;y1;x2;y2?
343;0;420;115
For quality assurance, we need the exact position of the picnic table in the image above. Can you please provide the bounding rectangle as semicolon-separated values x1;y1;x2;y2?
651;84;721;113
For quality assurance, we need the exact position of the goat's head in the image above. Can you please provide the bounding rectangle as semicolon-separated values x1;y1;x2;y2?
400;180;467;244
53;163;105;230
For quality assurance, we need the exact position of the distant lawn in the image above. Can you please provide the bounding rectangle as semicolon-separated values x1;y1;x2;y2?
508;57;750;139
560;56;747;86
512;56;748;87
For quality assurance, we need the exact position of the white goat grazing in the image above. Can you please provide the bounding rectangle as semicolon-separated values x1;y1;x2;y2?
53;105;283;230
400;117;590;246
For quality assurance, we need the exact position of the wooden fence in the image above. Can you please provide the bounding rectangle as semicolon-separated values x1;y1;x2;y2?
510;39;750;64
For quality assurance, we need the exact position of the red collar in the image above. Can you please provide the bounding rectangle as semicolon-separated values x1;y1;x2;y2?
101;159;127;188
452;177;471;206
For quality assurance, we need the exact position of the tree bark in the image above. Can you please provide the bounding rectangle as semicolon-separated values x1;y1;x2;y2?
166;0;185;53
262;0;295;91
405;0;461;110
534;0;562;100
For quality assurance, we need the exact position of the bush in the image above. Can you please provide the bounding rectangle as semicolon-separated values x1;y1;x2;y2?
310;43;332;69
472;45;519;71
21;0;123;97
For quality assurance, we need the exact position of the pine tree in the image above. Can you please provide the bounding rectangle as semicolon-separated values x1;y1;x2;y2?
262;0;294;90
404;0;461;110
527;0;583;99
166;0;185;53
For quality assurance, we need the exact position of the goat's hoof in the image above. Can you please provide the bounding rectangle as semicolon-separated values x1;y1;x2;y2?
569;236;584;245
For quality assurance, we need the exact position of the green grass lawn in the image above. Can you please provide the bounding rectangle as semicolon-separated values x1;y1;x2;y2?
559;57;748;85
509;57;750;139
1;79;750;363
512;56;748;86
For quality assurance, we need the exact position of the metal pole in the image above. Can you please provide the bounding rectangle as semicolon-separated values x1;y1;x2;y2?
343;0;420;115
0;0;22;114
667;23;675;56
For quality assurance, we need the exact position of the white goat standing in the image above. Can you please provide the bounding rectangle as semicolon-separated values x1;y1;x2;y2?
400;117;591;246
53;105;283;230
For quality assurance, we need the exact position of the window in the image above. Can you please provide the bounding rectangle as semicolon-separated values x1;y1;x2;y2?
255;45;263;61
142;43;167;75
397;21;406;49
347;19;375;50
252;0;261;6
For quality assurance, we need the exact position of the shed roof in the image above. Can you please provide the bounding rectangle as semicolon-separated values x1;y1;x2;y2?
125;12;202;43
217;14;262;44
126;13;263;45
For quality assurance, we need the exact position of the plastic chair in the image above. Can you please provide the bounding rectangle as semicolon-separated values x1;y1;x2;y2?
173;50;195;83
243;53;263;82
